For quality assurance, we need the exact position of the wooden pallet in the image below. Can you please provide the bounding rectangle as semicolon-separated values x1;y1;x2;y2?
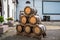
16;31;42;40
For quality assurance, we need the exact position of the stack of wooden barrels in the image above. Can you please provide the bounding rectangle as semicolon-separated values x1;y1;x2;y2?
16;6;42;38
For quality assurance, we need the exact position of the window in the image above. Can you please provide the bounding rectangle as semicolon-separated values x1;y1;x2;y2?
42;2;60;15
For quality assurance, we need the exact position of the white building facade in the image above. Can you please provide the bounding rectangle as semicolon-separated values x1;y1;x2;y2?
16;0;60;21
0;0;17;22
0;0;60;22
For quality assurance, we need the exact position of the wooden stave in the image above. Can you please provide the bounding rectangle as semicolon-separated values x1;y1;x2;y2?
35;15;41;24
32;8;37;15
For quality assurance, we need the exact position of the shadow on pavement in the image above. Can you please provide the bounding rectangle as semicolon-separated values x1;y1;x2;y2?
1;29;60;40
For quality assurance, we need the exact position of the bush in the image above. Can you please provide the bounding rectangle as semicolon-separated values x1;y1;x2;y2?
0;16;4;23
7;17;13;21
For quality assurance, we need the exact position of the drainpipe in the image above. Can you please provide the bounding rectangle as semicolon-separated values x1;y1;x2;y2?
16;0;18;21
33;0;35;7
7;0;9;17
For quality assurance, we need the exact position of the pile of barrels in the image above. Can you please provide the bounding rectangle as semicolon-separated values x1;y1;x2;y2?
16;6;43;38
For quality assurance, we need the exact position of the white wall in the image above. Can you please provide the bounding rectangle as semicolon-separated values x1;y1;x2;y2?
43;2;60;20
2;0;60;21
8;0;16;20
16;0;34;20
16;0;43;20
2;0;16;22
35;0;43;19
16;0;60;21
3;0;8;22
15;0;43;20
8;0;14;18
43;15;60;20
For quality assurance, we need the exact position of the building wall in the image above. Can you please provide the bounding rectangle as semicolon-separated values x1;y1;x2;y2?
8;0;15;19
43;2;60;20
35;0;43;19
3;0;8;22
2;0;16;22
16;0;43;20
15;0;60;21
16;0;34;20
9;0;17;21
2;0;60;21
43;0;60;2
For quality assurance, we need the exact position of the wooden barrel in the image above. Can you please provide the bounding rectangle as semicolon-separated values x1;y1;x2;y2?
29;15;37;25
24;25;31;34
35;15;41;24
32;8;37;15
33;25;42;35
20;15;27;24
16;25;23;33
24;6;32;15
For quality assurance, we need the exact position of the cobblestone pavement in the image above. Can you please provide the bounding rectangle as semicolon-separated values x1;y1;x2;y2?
0;22;60;40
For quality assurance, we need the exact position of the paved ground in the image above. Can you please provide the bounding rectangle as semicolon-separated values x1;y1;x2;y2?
0;22;60;40
42;22;60;26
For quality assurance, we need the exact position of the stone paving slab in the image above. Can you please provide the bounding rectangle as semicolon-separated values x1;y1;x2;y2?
0;22;60;40
0;29;60;40
42;22;60;26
